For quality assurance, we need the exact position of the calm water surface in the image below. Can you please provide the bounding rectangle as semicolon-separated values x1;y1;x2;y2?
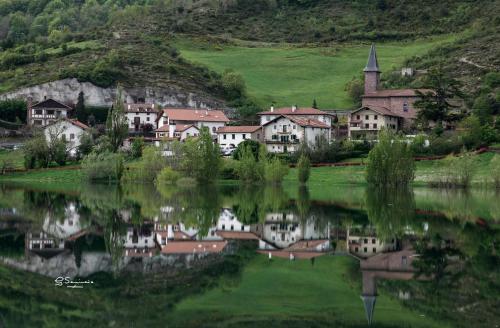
0;183;499;327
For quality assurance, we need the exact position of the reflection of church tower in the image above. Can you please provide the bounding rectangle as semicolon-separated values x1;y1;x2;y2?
361;271;377;325
364;44;381;94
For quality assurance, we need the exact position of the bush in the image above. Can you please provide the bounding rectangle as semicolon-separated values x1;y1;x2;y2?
156;167;181;185
220;159;239;180
233;140;262;160
366;129;415;186
23;135;50;169
131;137;144;159
264;157;289;185
122;146;166;182
431;152;477;188
181;127;221;183
51;139;68;166
235;144;264;183
77;133;94;159
82;152;124;182
297;154;311;184
491;155;500;188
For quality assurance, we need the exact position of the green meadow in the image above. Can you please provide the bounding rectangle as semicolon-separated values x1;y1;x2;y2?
170;255;447;327
176;35;458;109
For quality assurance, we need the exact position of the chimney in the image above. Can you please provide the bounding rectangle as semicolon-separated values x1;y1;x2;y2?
270;106;274;112
44;95;47;100
292;105;297;112
27;97;33;125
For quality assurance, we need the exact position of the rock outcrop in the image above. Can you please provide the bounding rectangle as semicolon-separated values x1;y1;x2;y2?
0;78;223;109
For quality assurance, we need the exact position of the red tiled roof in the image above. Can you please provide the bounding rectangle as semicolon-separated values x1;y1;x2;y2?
161;241;228;254
258;107;332;116
215;231;259;240
285;239;329;251
155;125;170;132
176;124;198;132
262;115;330;129
362;89;432;98
172;231;194;240
44;118;90;130
352;106;400;117
216;126;261;133
160;108;229;122
125;103;158;113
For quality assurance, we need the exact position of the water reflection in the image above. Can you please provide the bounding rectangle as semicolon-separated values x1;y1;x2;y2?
0;183;499;327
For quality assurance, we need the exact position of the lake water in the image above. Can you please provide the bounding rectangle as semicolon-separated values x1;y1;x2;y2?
0;183;499;327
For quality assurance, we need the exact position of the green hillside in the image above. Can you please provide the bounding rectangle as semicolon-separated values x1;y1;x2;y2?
177;35;458;109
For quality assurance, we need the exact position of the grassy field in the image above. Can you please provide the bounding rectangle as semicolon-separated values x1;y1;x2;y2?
177;35;458;109
170;255;447;327
0;149;24;169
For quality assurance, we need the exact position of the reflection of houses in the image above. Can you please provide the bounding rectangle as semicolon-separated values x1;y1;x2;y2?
360;248;420;325
347;228;397;259
258;213;330;249
42;205;87;240
124;224;156;257
161;240;228;255
25;231;67;259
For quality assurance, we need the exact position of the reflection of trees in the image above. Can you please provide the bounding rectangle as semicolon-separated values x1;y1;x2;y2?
103;211;126;273
23;190;72;223
365;186;418;241
231;185;290;224
296;186;310;221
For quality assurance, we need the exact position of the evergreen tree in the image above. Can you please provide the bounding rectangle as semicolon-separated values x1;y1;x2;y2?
312;99;318;109
106;88;128;152
414;66;465;127
75;91;85;120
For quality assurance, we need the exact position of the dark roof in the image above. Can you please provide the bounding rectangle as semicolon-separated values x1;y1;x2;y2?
363;89;432;98
32;98;72;110
351;106;399;117
364;44;380;73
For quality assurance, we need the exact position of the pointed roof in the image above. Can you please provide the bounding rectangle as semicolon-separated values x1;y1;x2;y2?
32;98;72;110
364;44;380;72
361;295;377;325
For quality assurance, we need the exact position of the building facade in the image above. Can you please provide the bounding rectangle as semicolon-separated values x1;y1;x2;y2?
43;119;90;156
124;103;159;132
28;98;72;127
216;126;262;148
156;108;229;138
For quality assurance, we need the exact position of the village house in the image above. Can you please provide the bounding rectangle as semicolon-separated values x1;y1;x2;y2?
43;118;90;156
257;105;334;126
27;98;73;127
25;231;67;259
216;126;262;148
123;224;156;258
156;108;229;138
124;103;159;133
262;115;331;153
346;227;398;259
154;124;199;141
348;44;429;138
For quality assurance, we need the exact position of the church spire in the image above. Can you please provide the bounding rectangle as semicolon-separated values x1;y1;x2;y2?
364;44;380;72
361;295;377;325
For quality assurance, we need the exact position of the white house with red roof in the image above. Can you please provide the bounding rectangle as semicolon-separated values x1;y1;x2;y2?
154;124;199;141
262;114;331;153
124;103;159;132
156;108;229;137
27;98;73;127
216;125;262;148
257;105;334;126
43;118;90;155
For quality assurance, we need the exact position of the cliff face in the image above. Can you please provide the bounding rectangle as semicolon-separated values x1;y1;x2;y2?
0;78;223;109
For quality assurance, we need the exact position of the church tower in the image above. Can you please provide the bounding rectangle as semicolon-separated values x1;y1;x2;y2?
364;44;381;94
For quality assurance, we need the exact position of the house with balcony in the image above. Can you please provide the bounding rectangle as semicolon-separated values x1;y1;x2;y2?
125;103;160;134
257;105;334;127
156;108;229;138
348;106;401;139
216;126;262;148
262;115;331;153
27;98;72;127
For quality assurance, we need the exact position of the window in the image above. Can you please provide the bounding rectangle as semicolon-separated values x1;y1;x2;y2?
35;110;43;115
163;119;168;125
241;226;244;231
232;134;235;139
70;133;75;140
356;115;360;120
372;239;376;244
273;125;277;130
293;125;296;130
403;101;409;112
364;239;368;244
365;115;369;120
47;110;54;115
222;224;225;230
223;134;227;140
365;123;369;129
364;247;367;253
242;134;246;139
212;127;216;133
373;123;377;129
373;247;376;253
147;117;150;122
355;247;359;252
231;225;234;231
374;115;378;120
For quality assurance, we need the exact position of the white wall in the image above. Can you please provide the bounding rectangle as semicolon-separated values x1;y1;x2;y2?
126;112;158;130
44;121;88;155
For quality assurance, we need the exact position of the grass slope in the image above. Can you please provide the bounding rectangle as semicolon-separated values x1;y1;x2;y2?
177;35;457;109
170;255;447;327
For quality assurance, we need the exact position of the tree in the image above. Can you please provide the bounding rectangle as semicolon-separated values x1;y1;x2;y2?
182;127;221;183
235;143;264;183
297;154;311;184
345;77;364;107
75;91;85;121
312;99;318;109
106;89;128;152
414;66;465;126
366;129;415;186
131;137;144;159
221;69;246;101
